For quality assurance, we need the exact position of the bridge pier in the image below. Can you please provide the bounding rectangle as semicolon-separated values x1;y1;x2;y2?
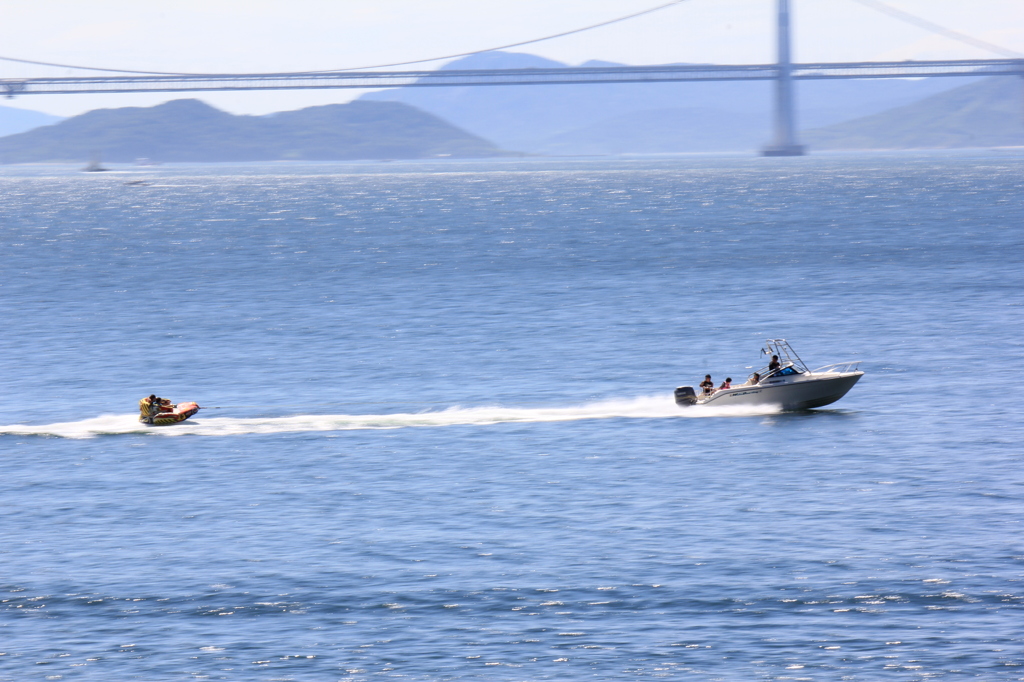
762;0;806;156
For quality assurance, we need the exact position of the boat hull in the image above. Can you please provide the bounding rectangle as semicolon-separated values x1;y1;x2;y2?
680;372;863;410
144;401;201;426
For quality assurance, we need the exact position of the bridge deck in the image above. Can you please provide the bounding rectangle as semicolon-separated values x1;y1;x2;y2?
3;59;1023;96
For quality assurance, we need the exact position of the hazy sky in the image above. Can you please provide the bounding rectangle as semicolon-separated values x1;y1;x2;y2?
2;0;1021;117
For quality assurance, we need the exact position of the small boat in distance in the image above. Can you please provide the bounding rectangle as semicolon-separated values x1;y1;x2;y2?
675;339;863;410
82;152;109;172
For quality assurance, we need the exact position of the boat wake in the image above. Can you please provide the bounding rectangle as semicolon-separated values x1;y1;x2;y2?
0;396;780;439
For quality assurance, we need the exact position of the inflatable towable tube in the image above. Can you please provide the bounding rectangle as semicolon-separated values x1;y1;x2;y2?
141;401;201;426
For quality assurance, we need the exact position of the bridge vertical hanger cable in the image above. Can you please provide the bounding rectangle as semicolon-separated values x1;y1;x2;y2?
846;0;1022;58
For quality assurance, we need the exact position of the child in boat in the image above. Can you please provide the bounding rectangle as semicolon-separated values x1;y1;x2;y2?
719;378;732;390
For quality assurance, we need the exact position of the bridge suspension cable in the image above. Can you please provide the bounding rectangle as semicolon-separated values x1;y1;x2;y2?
0;0;690;77
847;0;1022;58
314;0;691;73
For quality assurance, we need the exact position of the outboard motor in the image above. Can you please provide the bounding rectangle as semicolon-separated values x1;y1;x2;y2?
674;386;698;406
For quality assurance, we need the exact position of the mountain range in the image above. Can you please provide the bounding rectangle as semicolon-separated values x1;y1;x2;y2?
0;51;1020;160
804;76;1024;150
0;104;62;138
0;99;506;163
361;51;987;153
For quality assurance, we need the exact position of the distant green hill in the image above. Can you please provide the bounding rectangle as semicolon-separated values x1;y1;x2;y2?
804;77;1024;150
0;99;508;163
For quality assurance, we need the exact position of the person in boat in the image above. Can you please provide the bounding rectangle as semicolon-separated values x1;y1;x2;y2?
700;374;715;396
768;355;781;372
139;394;157;423
140;394;168;423
750;372;761;385
719;377;732;390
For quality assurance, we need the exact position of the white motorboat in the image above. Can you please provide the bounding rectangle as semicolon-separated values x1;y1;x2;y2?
675;339;863;410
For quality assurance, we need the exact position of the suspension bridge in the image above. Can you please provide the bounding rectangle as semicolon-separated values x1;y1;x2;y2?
2;0;1021;156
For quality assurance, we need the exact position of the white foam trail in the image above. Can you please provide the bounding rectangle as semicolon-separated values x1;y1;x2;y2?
0;395;780;439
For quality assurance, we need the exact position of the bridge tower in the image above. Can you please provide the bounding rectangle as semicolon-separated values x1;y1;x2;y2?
762;0;806;156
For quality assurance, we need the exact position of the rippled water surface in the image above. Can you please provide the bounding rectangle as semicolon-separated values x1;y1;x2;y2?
1;153;1023;680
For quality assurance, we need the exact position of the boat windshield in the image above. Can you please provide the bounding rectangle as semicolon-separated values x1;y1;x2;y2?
761;364;802;380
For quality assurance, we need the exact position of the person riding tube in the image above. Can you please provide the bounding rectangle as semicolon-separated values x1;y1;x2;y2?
139;394;158;424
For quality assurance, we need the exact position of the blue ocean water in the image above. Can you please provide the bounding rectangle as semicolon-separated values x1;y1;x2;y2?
1;152;1022;680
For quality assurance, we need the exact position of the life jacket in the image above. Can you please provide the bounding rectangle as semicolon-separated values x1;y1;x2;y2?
139;398;153;417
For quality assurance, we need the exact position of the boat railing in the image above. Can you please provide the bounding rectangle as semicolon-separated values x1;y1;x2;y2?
810;361;860;375
764;339;810;373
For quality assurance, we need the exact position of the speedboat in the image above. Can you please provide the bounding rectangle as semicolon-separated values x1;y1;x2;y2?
141;401;201;426
675;339;863;410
